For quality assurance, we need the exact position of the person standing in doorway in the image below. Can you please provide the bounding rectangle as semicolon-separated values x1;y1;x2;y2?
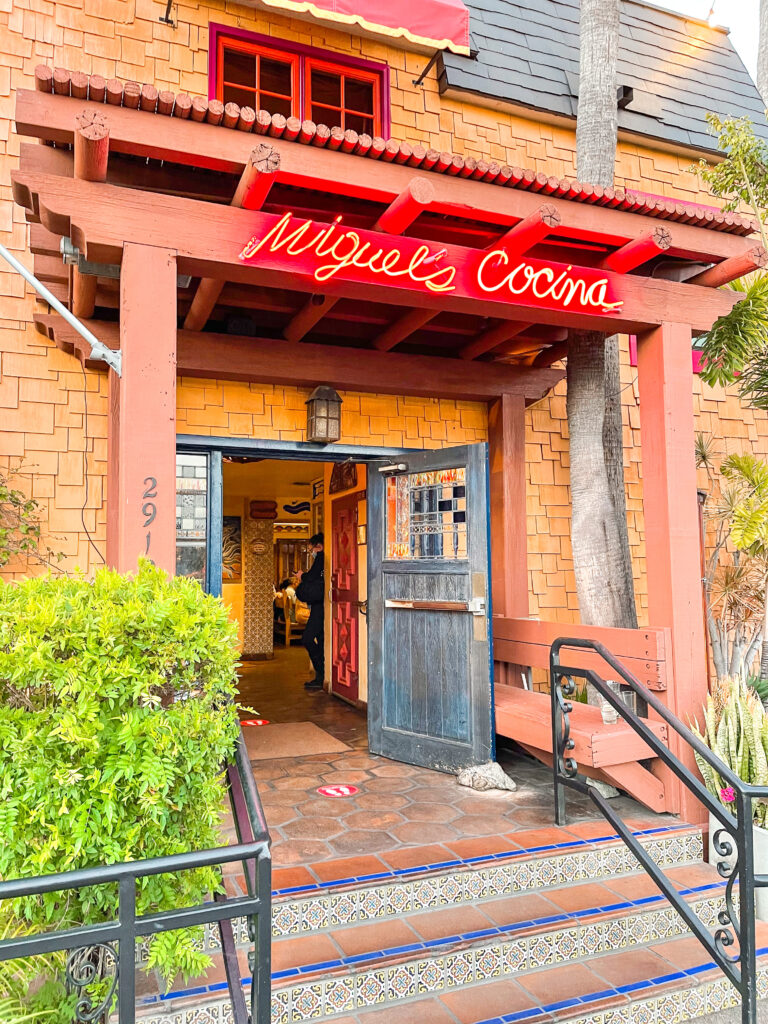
295;534;325;691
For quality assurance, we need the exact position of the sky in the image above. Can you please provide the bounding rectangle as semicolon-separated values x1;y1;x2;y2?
657;0;758;76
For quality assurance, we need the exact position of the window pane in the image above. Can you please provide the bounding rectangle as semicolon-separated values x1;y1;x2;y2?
262;94;293;118
345;112;374;135
311;69;342;106
386;468;468;560
176;453;208;586
223;48;256;88
312;104;342;129
260;57;293;97
345;76;374;114
223;84;256;109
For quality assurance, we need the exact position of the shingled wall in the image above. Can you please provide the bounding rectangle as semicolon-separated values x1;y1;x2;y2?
0;0;763;631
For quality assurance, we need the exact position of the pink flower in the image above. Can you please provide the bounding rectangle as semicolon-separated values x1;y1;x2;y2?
720;787;736;803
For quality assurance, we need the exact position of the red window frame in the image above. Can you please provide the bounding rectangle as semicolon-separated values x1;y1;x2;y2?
216;35;300;118
304;57;382;136
211;27;389;137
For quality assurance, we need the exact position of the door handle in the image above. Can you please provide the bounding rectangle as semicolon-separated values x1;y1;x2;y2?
357;600;368;616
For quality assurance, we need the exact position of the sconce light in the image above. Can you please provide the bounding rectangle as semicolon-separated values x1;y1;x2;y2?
306;385;342;443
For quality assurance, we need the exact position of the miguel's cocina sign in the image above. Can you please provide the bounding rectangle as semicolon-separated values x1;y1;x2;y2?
239;211;624;317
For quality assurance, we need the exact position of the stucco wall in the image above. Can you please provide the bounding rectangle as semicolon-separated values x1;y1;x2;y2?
0;0;765;621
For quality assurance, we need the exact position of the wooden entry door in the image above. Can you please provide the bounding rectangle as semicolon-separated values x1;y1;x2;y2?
367;444;493;772
331;491;361;702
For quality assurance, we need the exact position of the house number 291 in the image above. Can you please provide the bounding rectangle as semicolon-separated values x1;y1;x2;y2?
142;477;157;556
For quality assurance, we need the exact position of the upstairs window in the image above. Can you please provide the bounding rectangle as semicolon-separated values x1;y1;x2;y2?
306;59;379;135
217;38;299;118
213;29;386;136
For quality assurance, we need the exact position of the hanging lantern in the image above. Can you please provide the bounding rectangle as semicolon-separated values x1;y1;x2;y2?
306;385;342;443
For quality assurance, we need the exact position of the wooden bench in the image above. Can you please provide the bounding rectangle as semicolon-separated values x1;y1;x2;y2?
495;687;671;813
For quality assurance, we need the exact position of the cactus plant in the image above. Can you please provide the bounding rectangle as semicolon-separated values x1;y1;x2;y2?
692;676;768;828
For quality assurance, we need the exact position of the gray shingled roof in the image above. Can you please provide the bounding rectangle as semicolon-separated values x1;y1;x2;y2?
440;0;768;154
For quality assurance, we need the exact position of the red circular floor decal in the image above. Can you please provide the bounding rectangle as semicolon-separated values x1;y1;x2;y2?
317;784;359;798
240;719;270;727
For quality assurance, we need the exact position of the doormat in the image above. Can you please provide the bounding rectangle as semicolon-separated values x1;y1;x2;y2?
243;721;352;761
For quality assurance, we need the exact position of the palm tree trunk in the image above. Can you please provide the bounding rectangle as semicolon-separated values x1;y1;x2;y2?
603;335;638;628
759;0;768;106
576;0;620;184
567;331;637;626
568;0;637;629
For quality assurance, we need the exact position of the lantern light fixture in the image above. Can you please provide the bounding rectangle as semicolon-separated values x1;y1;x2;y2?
306;385;342;443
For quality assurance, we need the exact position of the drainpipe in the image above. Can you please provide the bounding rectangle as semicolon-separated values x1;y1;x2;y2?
0;241;122;376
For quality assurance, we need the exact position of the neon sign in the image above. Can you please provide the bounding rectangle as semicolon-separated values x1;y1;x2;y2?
240;211;456;293
239;211;624;318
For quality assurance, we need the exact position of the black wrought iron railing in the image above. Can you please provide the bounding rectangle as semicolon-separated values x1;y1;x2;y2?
550;636;768;1024
0;730;271;1024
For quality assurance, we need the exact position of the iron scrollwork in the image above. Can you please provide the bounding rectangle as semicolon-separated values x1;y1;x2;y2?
712;826;741;964
554;673;578;778
65;943;118;1023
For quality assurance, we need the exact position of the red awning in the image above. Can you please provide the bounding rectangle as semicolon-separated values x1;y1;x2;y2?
259;0;470;55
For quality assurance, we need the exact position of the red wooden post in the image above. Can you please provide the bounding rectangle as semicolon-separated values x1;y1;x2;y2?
636;321;707;823
108;243;177;574
489;394;529;688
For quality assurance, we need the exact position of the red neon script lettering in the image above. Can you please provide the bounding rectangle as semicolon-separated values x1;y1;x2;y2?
240;212;457;293
477;250;624;313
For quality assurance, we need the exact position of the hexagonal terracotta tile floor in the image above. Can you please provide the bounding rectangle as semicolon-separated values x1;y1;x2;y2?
234;646;672;871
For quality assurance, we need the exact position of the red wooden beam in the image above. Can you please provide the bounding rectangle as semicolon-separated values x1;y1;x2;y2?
373;308;437;351
373;177;434;235
72;108;110;319
184;143;279;332
687;245;768;287
14;91;756;264
491;204;561;256
601;226;672;274
460;320;528;361
283;293;337;342
34;314;564;401
532;340;568;367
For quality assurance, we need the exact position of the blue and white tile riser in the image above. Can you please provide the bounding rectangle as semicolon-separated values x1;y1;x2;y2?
134;962;768;1024
270;826;703;938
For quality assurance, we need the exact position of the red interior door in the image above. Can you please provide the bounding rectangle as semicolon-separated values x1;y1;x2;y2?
331;492;360;702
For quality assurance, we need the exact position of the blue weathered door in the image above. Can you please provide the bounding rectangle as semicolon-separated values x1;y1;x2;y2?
367;444;493;772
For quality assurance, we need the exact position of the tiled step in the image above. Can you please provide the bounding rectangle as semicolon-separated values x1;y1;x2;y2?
325;939;768;1024
269;822;703;938
270;864;728;1021
135;824;709;1022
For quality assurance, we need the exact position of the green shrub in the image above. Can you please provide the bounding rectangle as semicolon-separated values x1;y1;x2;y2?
0;560;241;1002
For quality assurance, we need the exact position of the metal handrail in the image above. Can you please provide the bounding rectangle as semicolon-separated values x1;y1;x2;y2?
0;727;271;1024
550;637;767;1024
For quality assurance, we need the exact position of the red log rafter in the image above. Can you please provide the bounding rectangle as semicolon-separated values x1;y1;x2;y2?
285;176;436;343
184;142;280;332
601;226;672;274
688;245;768;288
72;108;109;319
490;203;561;255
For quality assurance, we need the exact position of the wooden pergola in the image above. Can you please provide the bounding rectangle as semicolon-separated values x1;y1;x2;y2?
12;68;765;821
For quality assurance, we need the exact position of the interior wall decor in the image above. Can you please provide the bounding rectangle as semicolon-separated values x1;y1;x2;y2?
243;518;275;659
329;462;357;494
222;516;242;583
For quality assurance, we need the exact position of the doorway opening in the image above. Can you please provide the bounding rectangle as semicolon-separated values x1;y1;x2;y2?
218;455;367;742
